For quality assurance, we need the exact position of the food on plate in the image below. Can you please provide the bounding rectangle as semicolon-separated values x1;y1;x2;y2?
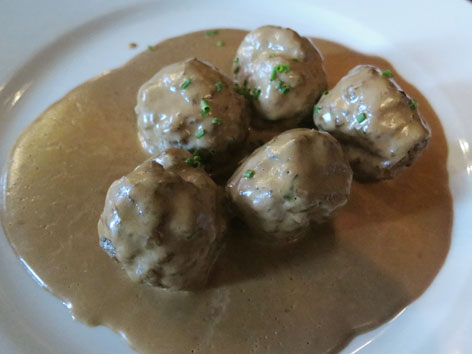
313;65;431;180
136;57;250;173
233;25;327;126
226;129;352;243
97;148;226;290
0;27;452;354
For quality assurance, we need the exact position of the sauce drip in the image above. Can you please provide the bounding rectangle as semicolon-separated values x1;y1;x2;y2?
0;29;452;353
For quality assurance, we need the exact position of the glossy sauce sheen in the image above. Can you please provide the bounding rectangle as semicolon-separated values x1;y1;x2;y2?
0;30;452;353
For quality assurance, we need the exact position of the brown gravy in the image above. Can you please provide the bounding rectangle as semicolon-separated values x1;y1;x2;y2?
0;29;452;353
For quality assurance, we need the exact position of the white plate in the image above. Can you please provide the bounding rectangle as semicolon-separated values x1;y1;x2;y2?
1;0;472;353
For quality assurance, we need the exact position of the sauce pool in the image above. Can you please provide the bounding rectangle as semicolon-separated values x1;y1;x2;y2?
0;29;452;353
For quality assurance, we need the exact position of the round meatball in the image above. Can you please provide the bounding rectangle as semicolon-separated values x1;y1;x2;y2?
226;129;352;243
314;65;431;180
136;58;249;172
97;149;226;291
233;25;327;126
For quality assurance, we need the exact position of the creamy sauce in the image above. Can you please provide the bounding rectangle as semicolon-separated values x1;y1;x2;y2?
0;30;452;353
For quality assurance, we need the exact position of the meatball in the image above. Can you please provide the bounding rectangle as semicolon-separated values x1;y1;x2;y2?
233;25;327;126
97;149;226;291
313;65;431;180
136;58;249;172
226;129;352;243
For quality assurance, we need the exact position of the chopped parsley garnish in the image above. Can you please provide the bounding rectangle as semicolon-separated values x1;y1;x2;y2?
200;99;211;116
253;88;262;99
292;58;299;62
270;64;290;81
233;84;261;101
323;90;329;95
243;169;255;179
211;117;222;125
283;175;298;200
195;129;206;139
276;80;290;94
185;154;202;168
233;65;240;74
147;45;154;51
205;30;218;37
216;40;225;47
180;79;191;89
233;57;239;63
314;106;321;114
409;98;418;111
276;64;290;73
356;112;367;123
381;69;394;78
215;81;223;92
269;53;277;58
185;150;213;168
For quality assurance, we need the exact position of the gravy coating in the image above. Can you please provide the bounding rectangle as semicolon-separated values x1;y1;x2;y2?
227;128;352;243
0;29;452;354
314;65;431;180
97;149;226;290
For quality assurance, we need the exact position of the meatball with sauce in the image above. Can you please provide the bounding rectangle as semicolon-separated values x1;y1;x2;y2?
97;149;226;291
136;58;249;173
233;25;327;126
226;129;352;243
314;65;431;180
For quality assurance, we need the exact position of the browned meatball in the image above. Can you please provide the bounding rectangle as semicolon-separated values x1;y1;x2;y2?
136;58;249;173
233;25;327;126
313;65;431;180
226;129;352;243
97;149;226;291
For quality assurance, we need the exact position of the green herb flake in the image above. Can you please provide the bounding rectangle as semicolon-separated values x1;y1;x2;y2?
233;84;262;101
212;117;222;125
195;129;206;139
276;64;290;73
233;57;239;63
276;80;290;94
269;53;277;58
292;58;299;62
381;69;394;78
409;98;418;111
185;154;202;168
215;81;223;92
233;65;240;74
323;90;329;95
205;30;218;37
180;79;191;90
253;88;262;99
270;64;290;82
200;99;211;117
283;175;298;200
216;40;225;47
280;87;290;94
147;45;154;51
356;112;367;123
243;169;255;179
314;106;321;114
